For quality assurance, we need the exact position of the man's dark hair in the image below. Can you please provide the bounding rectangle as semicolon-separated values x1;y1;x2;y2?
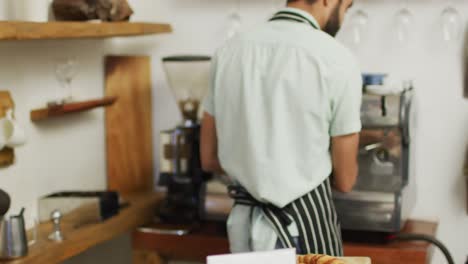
287;0;318;3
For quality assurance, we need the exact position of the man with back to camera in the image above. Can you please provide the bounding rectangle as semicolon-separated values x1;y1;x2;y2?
200;0;361;256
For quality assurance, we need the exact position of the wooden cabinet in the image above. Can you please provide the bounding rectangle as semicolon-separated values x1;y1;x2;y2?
133;220;437;264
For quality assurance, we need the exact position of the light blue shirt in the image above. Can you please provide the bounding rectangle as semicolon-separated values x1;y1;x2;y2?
203;7;362;252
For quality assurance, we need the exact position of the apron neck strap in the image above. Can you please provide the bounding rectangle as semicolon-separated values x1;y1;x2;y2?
269;10;319;30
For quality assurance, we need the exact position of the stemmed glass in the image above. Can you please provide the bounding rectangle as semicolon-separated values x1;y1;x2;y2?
53;58;78;105
394;2;414;45
225;0;242;41
349;9;369;46
441;3;462;42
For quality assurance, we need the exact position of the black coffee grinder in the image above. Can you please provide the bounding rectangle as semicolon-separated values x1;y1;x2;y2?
157;56;213;224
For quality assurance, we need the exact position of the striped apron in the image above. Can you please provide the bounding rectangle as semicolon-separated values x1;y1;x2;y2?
227;11;343;256
229;178;343;256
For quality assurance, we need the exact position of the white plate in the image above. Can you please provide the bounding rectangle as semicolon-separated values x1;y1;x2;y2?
208;249;296;264
341;257;372;264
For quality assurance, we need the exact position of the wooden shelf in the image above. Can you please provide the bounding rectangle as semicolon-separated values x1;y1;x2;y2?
30;96;117;121
0;21;172;40
6;192;163;264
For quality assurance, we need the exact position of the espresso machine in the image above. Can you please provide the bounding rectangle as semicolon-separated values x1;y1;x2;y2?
333;81;416;234
157;55;213;224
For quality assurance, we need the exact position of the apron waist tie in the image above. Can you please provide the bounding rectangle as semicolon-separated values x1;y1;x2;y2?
228;185;296;249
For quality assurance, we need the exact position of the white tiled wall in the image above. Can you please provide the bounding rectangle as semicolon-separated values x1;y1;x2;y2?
0;0;466;263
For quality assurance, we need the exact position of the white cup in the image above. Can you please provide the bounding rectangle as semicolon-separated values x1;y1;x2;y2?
1;110;26;148
0;0;7;21
0;119;7;150
0;0;11;21
8;0;50;22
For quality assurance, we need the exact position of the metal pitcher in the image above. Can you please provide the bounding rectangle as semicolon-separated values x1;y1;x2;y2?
0;209;28;259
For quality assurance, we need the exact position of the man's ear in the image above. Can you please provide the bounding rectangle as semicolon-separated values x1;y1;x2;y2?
323;0;338;8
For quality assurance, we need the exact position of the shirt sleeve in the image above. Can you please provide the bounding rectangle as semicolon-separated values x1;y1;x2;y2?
202;53;218;116
329;59;363;137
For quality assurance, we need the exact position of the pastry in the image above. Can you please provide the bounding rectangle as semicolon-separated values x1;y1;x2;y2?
297;254;345;264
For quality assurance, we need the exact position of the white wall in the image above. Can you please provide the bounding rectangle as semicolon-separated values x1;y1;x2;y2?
343;1;468;263
0;0;467;263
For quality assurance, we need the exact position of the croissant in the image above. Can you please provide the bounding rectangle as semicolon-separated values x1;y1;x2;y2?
297;254;345;264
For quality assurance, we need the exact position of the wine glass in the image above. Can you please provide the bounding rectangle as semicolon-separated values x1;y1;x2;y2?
349;9;369;45
441;5;462;42
54;58;78;105
394;7;414;45
225;0;242;41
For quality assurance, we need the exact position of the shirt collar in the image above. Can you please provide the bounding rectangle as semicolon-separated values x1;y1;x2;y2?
277;7;321;30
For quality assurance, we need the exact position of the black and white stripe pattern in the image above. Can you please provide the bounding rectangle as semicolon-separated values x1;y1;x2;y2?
229;178;343;256
263;207;295;248
282;178;343;256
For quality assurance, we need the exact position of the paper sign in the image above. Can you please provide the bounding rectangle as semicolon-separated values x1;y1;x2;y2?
207;248;296;264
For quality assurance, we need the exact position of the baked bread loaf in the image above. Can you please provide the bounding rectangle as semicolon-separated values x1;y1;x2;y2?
297;254;345;264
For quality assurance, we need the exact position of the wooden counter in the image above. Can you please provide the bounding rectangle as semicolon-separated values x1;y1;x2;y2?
343;221;437;264
2;192;163;264
133;220;437;264
133;222;229;262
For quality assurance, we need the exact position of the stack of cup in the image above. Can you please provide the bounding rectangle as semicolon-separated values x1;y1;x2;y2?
0;0;7;21
7;0;50;22
0;109;26;150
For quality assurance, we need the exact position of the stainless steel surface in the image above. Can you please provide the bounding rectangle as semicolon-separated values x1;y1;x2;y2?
0;211;28;259
334;189;398;232
361;94;401;127
137;227;190;236
159;129;191;181
48;210;64;242
359;142;383;154
334;89;415;233
333;190;395;203
353;89;413;193
399;88;412;146
354;130;404;192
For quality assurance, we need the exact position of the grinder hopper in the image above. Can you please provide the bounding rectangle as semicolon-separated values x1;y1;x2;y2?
162;56;211;124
